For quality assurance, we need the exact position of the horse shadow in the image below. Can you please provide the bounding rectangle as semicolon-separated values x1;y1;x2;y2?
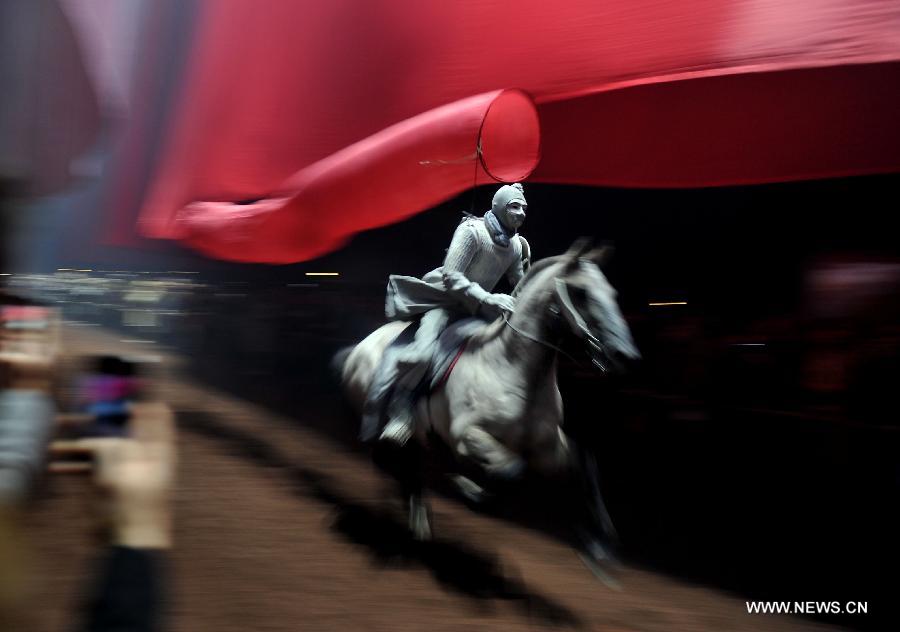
178;410;584;628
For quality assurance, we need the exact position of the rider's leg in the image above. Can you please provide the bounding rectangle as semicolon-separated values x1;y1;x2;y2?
395;308;452;373
361;318;423;442
380;309;450;446
360;350;400;442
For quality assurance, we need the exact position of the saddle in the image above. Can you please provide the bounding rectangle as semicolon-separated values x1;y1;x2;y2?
386;316;487;394
360;316;487;443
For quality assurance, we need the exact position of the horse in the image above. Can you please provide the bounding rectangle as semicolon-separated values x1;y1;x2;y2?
336;238;640;568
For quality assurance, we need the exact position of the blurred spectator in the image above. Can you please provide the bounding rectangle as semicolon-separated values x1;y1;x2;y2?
51;358;176;632
0;307;58;628
1;3;101;616
74;356;142;439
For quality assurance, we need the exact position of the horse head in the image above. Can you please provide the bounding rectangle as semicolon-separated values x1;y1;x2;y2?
552;238;640;373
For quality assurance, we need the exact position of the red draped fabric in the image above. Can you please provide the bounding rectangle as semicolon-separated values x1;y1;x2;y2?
138;0;900;263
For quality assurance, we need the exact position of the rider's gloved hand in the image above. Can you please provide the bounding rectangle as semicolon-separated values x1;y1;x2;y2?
479;293;516;319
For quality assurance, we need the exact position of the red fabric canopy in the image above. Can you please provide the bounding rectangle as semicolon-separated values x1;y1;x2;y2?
138;0;900;263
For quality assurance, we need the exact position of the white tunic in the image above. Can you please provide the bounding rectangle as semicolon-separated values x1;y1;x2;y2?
385;217;525;319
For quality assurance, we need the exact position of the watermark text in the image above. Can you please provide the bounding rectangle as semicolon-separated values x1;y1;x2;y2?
746;601;867;615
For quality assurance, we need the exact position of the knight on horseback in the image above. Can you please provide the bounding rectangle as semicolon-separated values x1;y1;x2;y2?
361;183;532;447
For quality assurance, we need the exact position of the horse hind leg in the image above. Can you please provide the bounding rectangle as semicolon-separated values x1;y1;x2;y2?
396;457;432;542
405;454;432;542
408;493;431;541
372;441;432;541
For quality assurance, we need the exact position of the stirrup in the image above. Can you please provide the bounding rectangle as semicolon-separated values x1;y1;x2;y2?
379;417;413;447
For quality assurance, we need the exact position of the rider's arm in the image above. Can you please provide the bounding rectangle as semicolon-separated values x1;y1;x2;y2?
519;236;531;274
441;222;490;314
505;238;527;290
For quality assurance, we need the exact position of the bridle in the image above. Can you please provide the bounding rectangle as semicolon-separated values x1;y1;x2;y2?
501;277;611;371
553;278;611;373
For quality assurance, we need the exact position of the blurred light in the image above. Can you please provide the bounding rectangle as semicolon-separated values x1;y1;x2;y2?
648;301;687;306
305;272;339;276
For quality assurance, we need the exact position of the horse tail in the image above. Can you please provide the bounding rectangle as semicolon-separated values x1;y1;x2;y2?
330;346;354;382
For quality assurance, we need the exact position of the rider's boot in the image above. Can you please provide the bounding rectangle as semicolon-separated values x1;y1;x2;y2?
379;387;415;447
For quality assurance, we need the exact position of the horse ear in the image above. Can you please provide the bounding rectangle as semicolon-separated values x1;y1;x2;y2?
586;243;615;268
565;237;593;260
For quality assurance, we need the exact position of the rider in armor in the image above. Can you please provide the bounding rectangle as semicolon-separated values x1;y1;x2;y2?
362;183;531;447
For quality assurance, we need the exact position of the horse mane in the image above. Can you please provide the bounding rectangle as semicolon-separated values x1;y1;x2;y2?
512;255;564;297
467;255;564;347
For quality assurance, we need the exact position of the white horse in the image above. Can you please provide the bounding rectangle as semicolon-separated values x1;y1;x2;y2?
337;239;640;565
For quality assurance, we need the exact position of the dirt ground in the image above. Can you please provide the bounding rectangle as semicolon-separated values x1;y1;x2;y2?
17;325;843;631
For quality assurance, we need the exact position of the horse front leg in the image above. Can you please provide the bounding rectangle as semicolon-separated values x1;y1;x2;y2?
444;422;527;508
570;438;620;569
529;428;619;564
457;425;526;485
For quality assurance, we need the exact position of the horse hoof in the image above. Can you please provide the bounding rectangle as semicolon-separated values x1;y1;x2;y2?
410;516;431;541
578;550;623;590
585;538;621;568
409;498;432;542
576;529;624;586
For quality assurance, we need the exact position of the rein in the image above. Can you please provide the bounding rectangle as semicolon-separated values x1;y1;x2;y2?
502;310;578;363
